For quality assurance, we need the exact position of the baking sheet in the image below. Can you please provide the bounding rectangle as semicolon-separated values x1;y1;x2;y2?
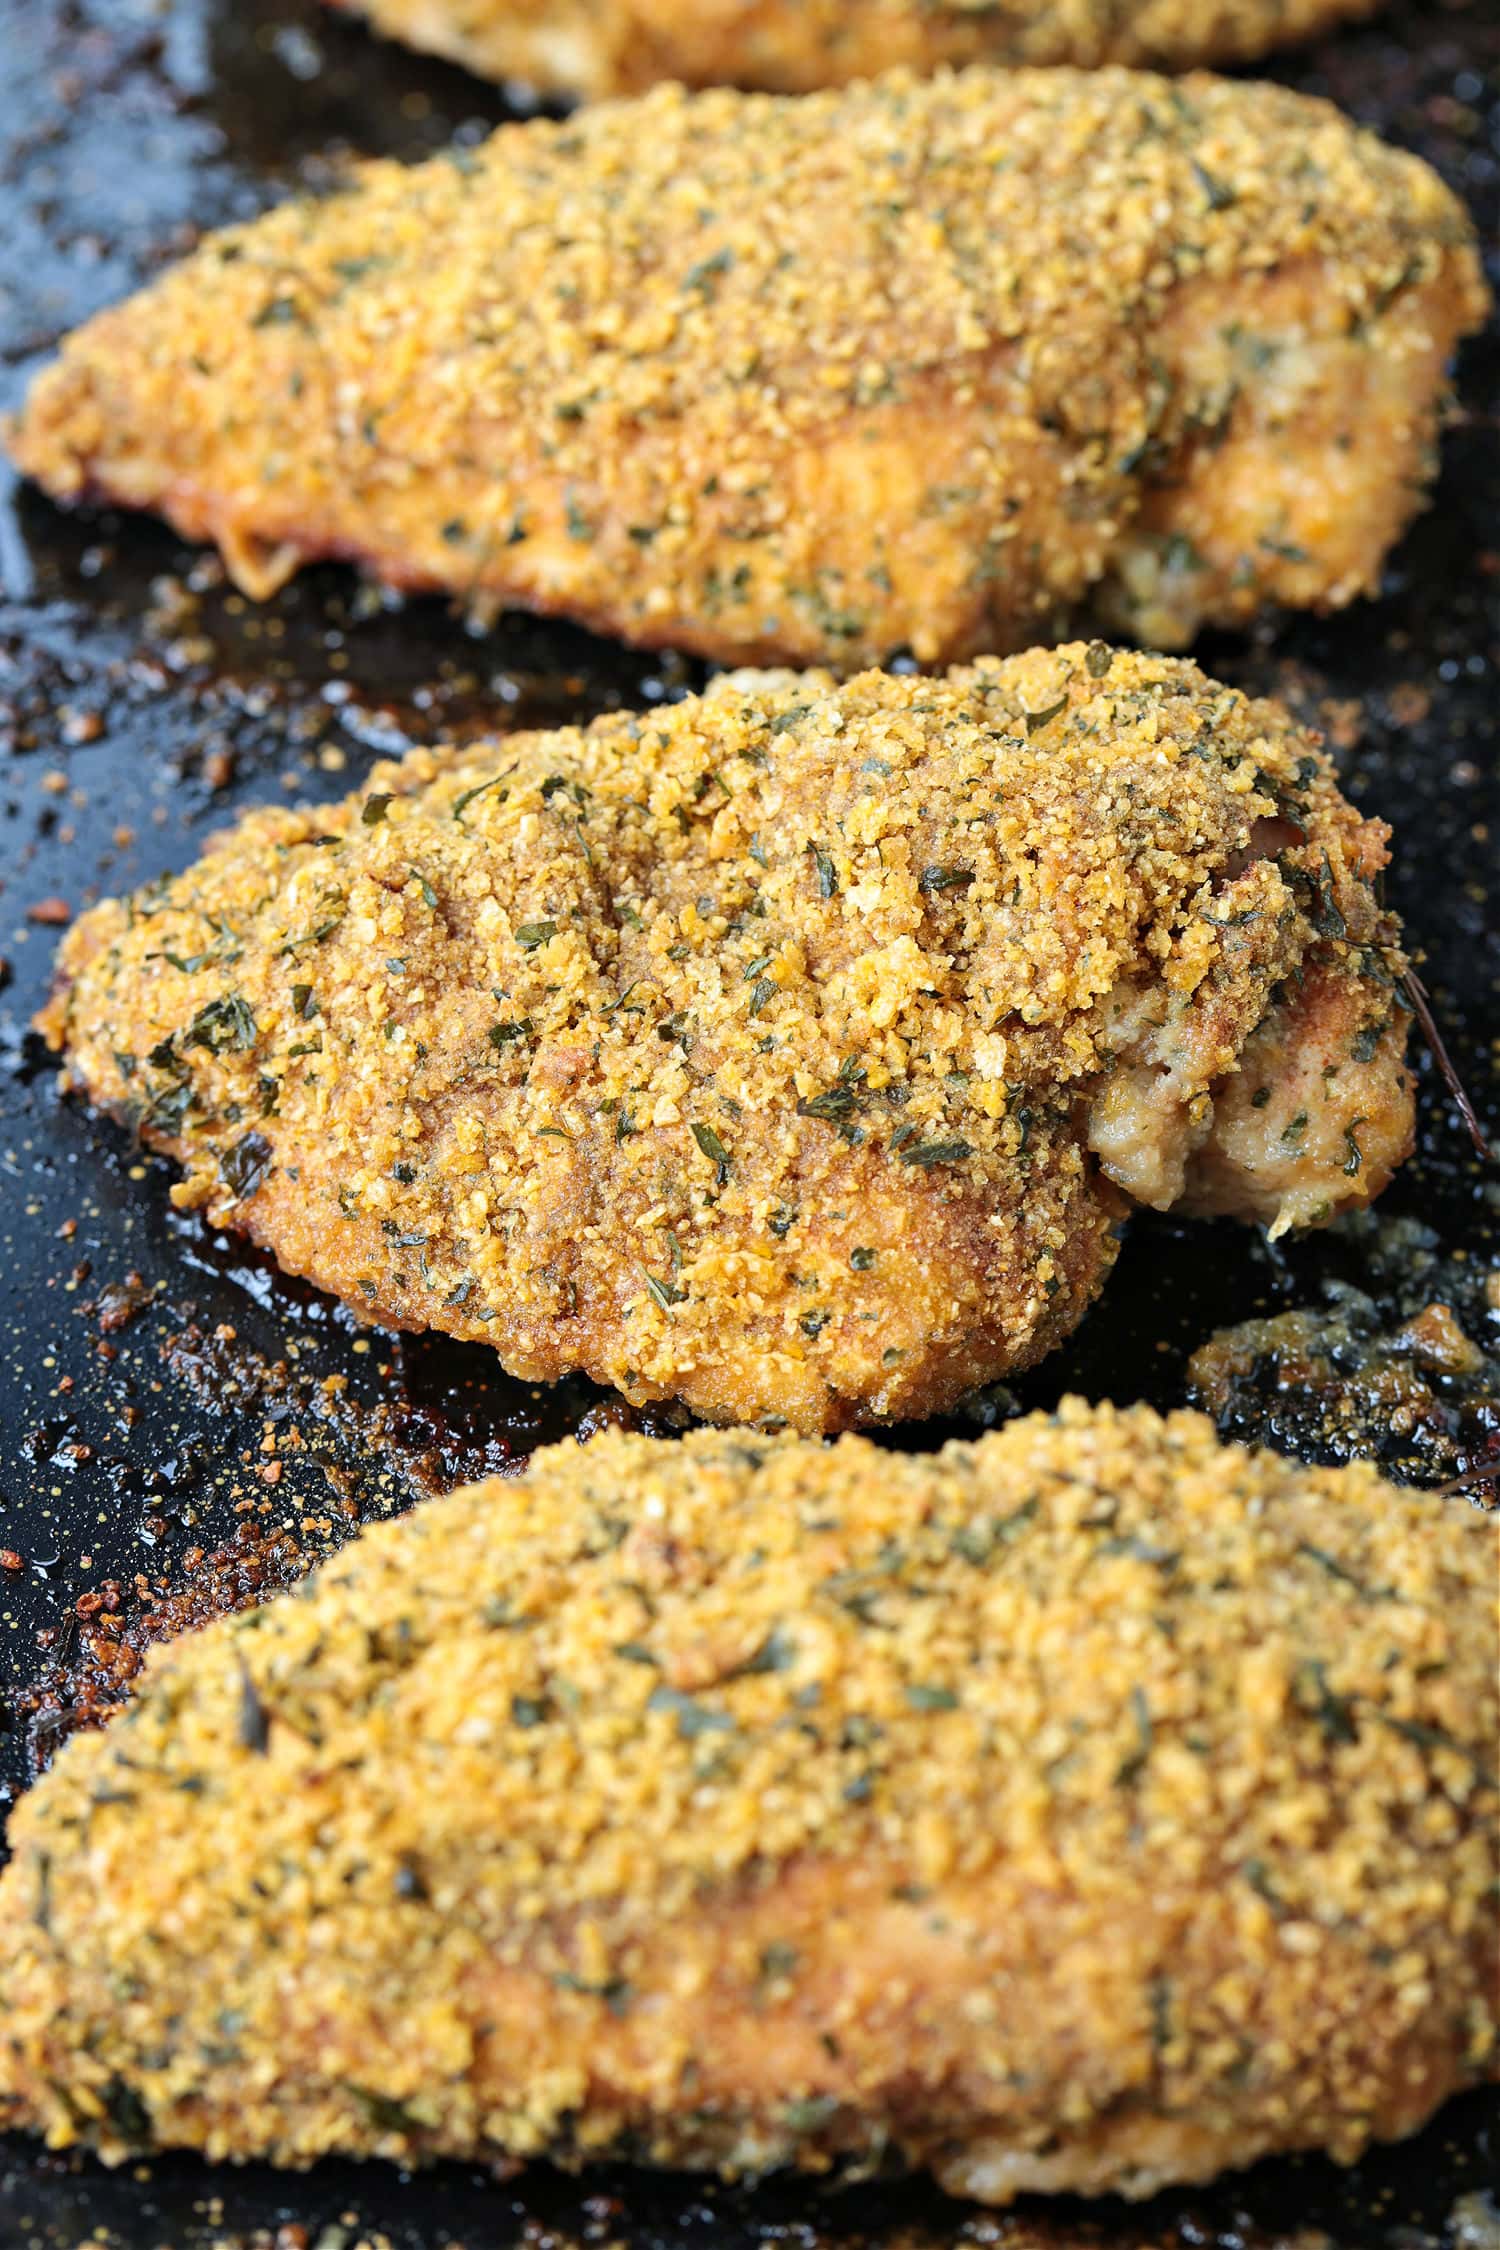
0;0;1496;2242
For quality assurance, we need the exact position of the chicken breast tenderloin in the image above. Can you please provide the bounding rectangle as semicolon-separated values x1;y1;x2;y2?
1;1406;1493;2198
6;70;1487;669
327;0;1385;99
37;649;1413;1432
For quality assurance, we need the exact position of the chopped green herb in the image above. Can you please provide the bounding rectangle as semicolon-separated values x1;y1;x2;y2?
1242;1857;1287;1916
732;1626;798;1677
1295;1659;1358;1747
235;1657;270;1754
1115;1685;1154;1786
451;768;514;825
275;909;345;958
758;1941;800;1984
219;1133;272;1201
808;842;838;898
683;246;735;295
393;1855;429;1902
948;1499;1036;1563
553;1972;634;2016
1190;157;1236;211
185;995;258;1054
251;294;305;329
691;1121;730;1180
347;2088;423;2138
797;1085;858;1122
783;2096;840;2134
1297;1542;1388;1601
897;1138;972;1168
1376;1713;1496;1786
98;2079;152;2148
647;1684;736;1739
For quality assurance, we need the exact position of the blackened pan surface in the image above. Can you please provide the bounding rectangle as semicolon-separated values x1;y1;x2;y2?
0;2;1496;2242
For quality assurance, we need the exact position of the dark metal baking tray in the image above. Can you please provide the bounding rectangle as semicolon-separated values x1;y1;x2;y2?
0;0;1496;2242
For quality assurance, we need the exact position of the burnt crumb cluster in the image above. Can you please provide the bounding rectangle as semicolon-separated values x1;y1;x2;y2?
1189;1205;1500;1484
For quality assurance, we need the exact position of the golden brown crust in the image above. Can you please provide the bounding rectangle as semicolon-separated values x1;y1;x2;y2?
1;1403;1494;2196
36;650;1410;1430
328;0;1387;98
6;69;1487;668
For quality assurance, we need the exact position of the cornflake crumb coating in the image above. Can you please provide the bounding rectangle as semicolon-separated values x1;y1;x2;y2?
0;1404;1494;2200
37;649;1411;1431
6;68;1488;666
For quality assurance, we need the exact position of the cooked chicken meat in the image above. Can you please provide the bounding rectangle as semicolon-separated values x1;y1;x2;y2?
1;1404;1494;2197
5;70;1486;669
326;0;1385;98
37;649;1413;1432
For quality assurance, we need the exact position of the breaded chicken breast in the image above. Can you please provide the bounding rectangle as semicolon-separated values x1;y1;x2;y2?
1;1403;1494;2197
5;70;1486;669
37;650;1413;1432
327;0;1386;97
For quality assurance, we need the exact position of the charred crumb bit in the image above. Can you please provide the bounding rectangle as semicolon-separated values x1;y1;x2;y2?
1187;1210;1500;1483
87;1271;155;1335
